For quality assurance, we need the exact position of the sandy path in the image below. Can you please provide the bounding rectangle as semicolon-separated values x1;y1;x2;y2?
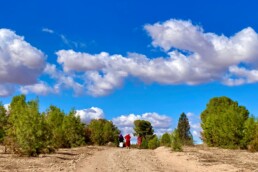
0;145;257;171
76;147;167;172
76;146;258;172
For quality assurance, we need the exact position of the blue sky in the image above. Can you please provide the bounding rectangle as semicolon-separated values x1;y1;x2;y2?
1;0;258;143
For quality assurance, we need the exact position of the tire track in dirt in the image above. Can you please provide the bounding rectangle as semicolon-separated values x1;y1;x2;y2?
76;147;166;172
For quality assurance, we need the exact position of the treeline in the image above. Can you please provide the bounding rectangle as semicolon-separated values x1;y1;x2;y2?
132;113;194;151
159;112;194;151
0;95;257;156
136;97;258;152
0;95;120;156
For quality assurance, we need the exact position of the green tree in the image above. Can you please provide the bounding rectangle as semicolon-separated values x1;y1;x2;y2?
44;105;65;148
177;113;193;145
0;102;7;143
241;116;256;149
248;121;258;152
103;121;119;146
5;95;47;156
201;96;249;148
133;120;154;138
5;95;27;153
87;119;119;145
15;99;46;156
160;132;171;147
171;129;182;151
148;135;160;149
62;109;85;148
133;120;154;149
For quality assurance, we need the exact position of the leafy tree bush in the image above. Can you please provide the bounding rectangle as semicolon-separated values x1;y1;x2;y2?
44;105;65;148
241;117;256;149
133;120;154;138
133;119;155;149
177;113;193;145
5;95;29;153
0;102;7;143
160;132;171;147
171;129;182;151
5;95;47;156
87;119;119;145
148;135;160;149
201;96;249;148
62;109;85;148
248;120;258;152
140;137;149;149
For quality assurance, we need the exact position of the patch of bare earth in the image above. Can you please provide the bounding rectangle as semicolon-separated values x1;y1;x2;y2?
0;145;257;172
0;145;105;172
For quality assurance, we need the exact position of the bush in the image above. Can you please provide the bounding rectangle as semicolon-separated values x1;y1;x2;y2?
171;129;182;151
201;97;249;148
87;119;119;145
140;137;149;149
248;122;258;152
148;135;160;149
160;132;171;147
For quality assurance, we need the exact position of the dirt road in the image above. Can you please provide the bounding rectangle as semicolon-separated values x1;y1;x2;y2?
76;147;165;172
75;146;258;172
0;145;257;171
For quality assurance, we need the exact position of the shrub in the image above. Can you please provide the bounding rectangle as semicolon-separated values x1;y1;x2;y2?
160;132;171;147
140;137;149;149
148;135;160;149
171;129;182;151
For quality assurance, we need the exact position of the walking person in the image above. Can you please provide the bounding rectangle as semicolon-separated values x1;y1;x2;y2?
124;134;131;149
137;135;142;148
118;134;124;148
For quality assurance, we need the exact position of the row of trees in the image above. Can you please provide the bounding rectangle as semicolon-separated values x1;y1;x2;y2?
201;96;258;151
0;95;120;156
1;95;257;156
0;95;194;154
159;113;194;151
133;113;194;151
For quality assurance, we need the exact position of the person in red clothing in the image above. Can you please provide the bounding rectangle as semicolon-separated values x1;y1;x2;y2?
137;135;142;148
124;134;131;149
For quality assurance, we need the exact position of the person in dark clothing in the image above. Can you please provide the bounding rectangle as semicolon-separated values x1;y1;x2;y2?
118;134;124;147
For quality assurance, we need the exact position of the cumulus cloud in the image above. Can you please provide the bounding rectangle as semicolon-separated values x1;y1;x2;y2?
0;84;15;97
43;63;84;96
76;107;104;124
145;19;258;85
55;19;258;96
223;66;258;85
5;19;257;97
0;28;46;96
112;112;173;137
20;82;57;95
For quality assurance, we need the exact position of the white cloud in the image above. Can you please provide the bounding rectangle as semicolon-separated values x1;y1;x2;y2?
144;19;258;85
43;63;84;96
8;19;257;97
20;82;57;95
0;29;46;96
56;18;258;96
112;112;173;137
42;28;54;34
76;107;104;124
223;66;258;86
0;84;15;97
145;19;211;52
